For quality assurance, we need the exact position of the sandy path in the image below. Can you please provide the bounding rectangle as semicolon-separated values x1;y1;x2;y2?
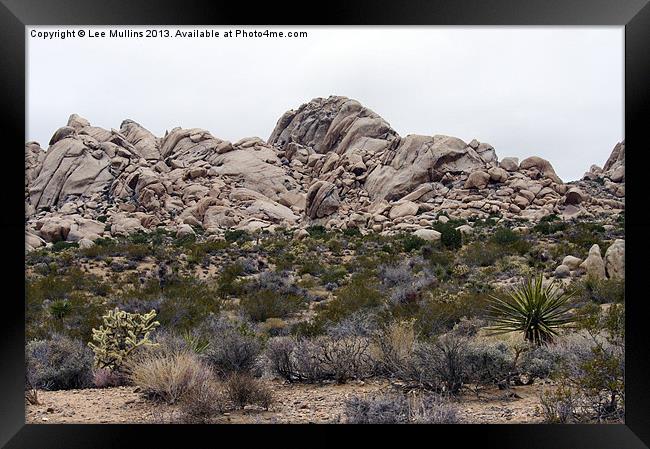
26;379;550;424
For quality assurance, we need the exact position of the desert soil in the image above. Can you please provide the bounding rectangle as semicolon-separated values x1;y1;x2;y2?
26;379;552;424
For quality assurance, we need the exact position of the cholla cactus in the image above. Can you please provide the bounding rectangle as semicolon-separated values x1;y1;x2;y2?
452;264;470;277
88;308;159;371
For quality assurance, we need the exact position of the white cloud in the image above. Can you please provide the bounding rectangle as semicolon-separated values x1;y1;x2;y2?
27;26;623;181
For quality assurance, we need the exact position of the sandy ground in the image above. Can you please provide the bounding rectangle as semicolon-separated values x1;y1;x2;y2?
26;379;551;424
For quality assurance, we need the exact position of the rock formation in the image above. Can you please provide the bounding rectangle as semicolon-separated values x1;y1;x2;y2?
24;96;625;252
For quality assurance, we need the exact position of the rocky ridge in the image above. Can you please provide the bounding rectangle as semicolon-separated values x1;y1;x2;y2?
25;96;625;252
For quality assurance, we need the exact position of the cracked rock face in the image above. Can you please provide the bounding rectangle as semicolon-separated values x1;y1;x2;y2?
305;181;340;219
24;96;624;252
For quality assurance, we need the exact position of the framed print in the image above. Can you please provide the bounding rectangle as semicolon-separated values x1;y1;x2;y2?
1;0;649;447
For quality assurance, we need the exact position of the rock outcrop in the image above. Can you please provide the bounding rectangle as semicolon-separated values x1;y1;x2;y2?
24;96;625;253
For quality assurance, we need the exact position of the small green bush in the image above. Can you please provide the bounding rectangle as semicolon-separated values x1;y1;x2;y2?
240;288;303;322
433;223;462;250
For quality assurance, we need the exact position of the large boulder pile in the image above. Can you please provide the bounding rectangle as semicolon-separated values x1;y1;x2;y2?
24;96;625;252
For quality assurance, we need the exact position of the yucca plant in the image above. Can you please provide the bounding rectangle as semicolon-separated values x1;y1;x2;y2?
487;276;575;345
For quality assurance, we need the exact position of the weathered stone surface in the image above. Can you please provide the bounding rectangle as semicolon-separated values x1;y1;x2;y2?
306;181;340;219
366;134;486;201
554;264;571;278
413;228;441;241
562;255;583;270
500;157;519;172
565;188;585;205
580;244;606;280
268;96;398;156
29;137;113;210
389;201;419;219
23;98;624;250
464;171;491;189
604;239;624;279
519;156;562;184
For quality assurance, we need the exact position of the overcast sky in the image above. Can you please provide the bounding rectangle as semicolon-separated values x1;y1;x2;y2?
27;26;623;181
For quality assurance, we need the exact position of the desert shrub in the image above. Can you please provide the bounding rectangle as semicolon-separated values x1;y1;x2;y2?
519;344;559;380
297;259;325;276
129;350;215;404
408;393;461;424
320;265;349;285
566;222;605;250
401;234;427;253
240;288;303;322
392;290;490;337
464;339;514;388
306;225;328;239
153;278;223;331
264;335;373;383
461;241;503;267
492;228;532;255
26;334;94;390
412;333;470;394
433;223;462;250
176;374;223;423
531;304;625;423
422;246;454;269
540;383;578;423
575;277;625;305
92;367;127;388
344;393;409;423
260;318;288;337
317;336;375;383
265;337;297;381
533;215;568;235
224;373;273;410
224;229;251;243
326;311;378;339
50;241;78;252
379;260;436;306
201;316;262;376
492;227;519;245
88;308;159;373
372;320;417;378
315;273;384;327
216;263;244;299
344;392;459;424
239;271;309;321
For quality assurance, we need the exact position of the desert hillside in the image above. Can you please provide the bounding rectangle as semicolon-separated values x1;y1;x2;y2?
25;97;624;425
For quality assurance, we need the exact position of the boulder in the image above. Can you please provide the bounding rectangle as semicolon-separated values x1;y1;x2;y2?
305;181;340;219
519;156;562;184
604;239;624;279
579;244;606;280
111;215;144;236
389;201;419;219
38;217;73;242
562;255;583;270
499;157;519;172
177;224;195;238
26;231;46;252
365;134;486;201
456;224;473;236
488;166;509;183
29;137;114;210
268;96;398;155
564;188;585;205
554;264;571;278
464;171;491;189
413;229;441;242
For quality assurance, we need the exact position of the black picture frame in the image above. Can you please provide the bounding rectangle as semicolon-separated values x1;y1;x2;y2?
2;0;649;447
